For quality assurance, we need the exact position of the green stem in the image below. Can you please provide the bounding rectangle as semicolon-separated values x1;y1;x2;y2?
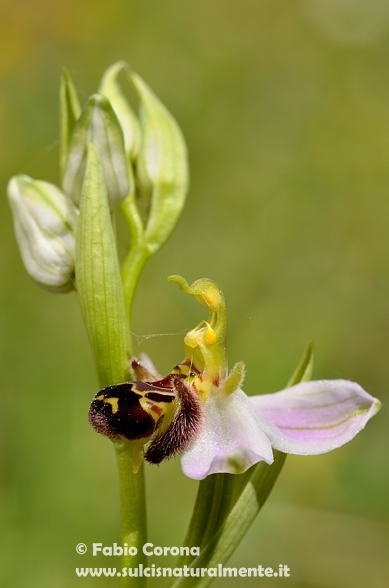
115;441;148;588
115;194;150;585
121;192;144;242
120;196;151;328
121;244;150;322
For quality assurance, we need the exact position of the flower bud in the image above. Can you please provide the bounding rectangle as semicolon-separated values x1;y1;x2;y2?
62;94;130;208
99;61;141;162
130;72;189;253
8;175;78;292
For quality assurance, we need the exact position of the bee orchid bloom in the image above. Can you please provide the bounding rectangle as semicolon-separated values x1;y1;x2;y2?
169;276;381;480
89;275;381;480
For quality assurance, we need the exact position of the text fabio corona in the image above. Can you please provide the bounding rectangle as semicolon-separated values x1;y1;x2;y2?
92;543;200;557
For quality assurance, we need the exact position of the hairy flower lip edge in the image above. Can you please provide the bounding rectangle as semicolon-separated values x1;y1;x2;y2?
179;379;381;480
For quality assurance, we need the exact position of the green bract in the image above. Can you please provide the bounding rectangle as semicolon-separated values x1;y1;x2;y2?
75;143;129;388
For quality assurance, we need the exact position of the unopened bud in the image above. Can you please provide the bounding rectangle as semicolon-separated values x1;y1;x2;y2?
130;72;189;252
8;175;78;292
62;94;130;208
99;61;141;162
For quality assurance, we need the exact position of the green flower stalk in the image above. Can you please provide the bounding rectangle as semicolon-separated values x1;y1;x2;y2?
75;142;146;583
70;64;188;587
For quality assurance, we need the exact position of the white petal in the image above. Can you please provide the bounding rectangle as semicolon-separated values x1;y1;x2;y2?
181;389;274;480
250;379;381;455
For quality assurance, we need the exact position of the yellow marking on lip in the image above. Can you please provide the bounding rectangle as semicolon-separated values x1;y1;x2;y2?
96;394;105;401
103;397;119;414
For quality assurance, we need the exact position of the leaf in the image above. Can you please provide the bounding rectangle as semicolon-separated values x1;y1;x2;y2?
287;340;314;386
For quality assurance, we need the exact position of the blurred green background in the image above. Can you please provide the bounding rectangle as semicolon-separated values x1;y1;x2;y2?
1;0;389;586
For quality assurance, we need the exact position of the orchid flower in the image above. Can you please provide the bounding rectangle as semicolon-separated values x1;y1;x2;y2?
169;276;381;479
89;275;381;480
